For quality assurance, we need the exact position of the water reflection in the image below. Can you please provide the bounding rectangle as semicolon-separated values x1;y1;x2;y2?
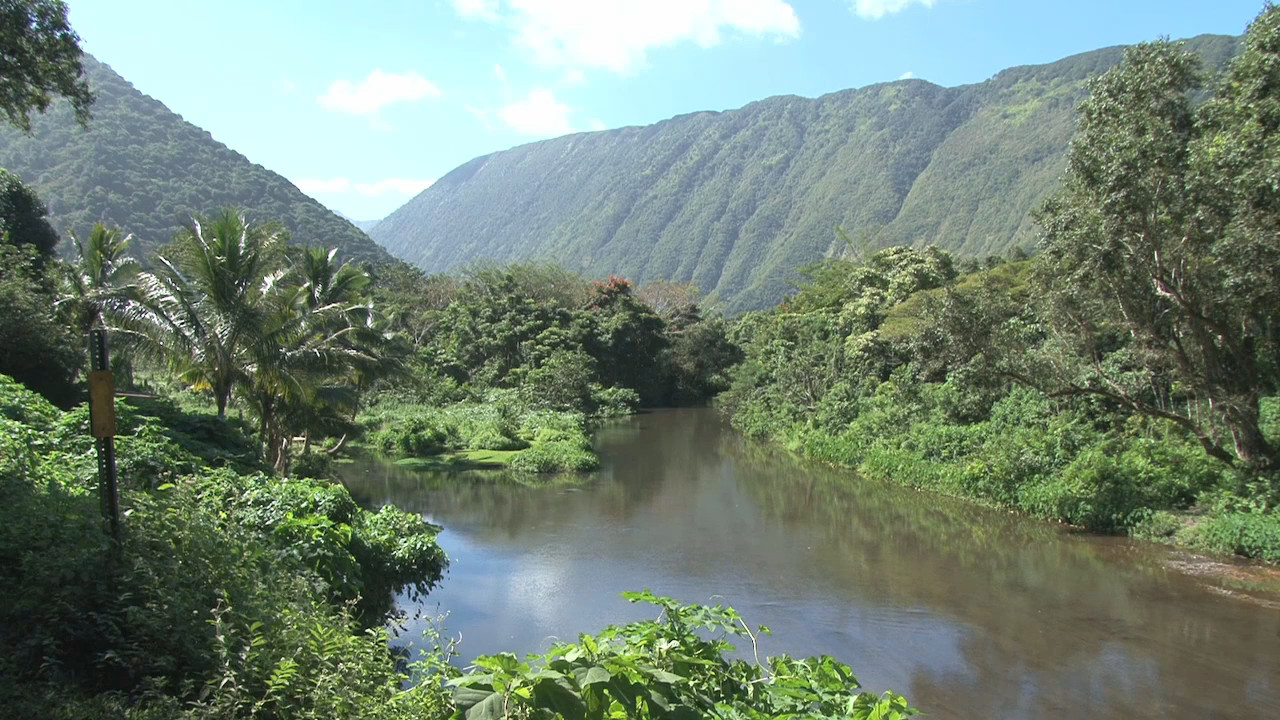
338;409;1280;720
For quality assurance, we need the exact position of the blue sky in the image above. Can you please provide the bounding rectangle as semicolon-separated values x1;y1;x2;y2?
66;0;1266;221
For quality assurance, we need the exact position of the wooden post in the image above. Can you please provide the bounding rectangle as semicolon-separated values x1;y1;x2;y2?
88;328;120;539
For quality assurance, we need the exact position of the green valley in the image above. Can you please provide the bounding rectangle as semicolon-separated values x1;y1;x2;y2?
3;1;1280;719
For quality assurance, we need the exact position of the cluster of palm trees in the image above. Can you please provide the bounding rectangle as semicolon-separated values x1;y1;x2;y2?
60;209;398;473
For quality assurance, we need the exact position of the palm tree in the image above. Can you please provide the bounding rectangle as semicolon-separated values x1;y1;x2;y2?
240;275;385;472
298;246;372;311
59;222;138;332
119;208;284;417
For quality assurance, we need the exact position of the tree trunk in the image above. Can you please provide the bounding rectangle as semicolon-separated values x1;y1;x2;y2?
1225;400;1275;471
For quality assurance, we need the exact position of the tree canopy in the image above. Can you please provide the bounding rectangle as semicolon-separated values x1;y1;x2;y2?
1038;5;1280;471
0;0;92;132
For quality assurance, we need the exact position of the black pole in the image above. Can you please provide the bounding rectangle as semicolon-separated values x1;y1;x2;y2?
89;328;121;540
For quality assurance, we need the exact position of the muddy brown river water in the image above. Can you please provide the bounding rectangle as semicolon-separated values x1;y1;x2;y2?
338;408;1280;720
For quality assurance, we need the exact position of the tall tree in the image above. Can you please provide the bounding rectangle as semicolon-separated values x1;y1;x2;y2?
0;0;93;132
1037;10;1280;471
120;209;284;417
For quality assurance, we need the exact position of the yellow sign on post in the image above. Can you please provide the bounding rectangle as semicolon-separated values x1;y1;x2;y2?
88;370;116;439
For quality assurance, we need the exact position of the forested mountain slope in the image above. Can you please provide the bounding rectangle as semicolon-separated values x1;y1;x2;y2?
373;35;1238;313
0;57;390;264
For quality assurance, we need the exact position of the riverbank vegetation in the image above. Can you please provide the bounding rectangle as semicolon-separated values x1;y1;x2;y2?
722;6;1280;565
0;191;888;717
356;263;739;472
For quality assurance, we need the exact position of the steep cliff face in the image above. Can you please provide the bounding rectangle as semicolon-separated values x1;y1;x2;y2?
372;35;1238;312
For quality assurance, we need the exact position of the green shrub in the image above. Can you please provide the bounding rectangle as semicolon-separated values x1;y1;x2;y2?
590;384;639;417
1181;511;1280;563
517;408;587;440
532;426;592;450
510;441;601;473
1130;510;1182;541
0;373;60;428
291;451;333;479
467;425;528;451
448;591;915;720
371;413;452;456
0;396;450;716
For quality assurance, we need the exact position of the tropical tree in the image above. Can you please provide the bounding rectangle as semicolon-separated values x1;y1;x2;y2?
242;249;388;471
583;275;669;404
0;167;60;258
0;241;78;404
120;208;285;417
59;221;137;332
0;0;94;133
297;245;371;311
1036;9;1280;471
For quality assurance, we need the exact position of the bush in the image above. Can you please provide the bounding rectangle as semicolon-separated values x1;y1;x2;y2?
517;409;587;440
1130;510;1182;541
1181;511;1280;563
0;396;450;715
448;591;914;720
467;425;528;451
291;451;333;479
370;412;453;456
510;440;601;473
589;383;639;417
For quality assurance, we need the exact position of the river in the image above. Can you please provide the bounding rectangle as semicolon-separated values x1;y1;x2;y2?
337;408;1280;720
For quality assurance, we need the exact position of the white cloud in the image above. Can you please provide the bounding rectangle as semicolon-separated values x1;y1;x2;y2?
319;70;441;116
295;177;434;198
500;88;575;137
296;177;351;194
587;118;606;131
898;70;914;79
494;63;509;84
851;0;936;20
453;0;500;20
563;69;586;86
354;178;436;197
452;0;801;73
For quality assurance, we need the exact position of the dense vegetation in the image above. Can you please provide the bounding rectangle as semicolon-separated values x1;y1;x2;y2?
6;0;1280;717
372;35;1240;314
0;86;856;716
0;373;451;718
0;55;389;264
721;7;1280;564
358;262;740;471
0;197;902;720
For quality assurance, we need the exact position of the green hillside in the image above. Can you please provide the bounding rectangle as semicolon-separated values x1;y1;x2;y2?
372;35;1239;313
0;57;390;264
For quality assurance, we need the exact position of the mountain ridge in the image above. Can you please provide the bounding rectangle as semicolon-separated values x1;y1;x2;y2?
372;34;1240;312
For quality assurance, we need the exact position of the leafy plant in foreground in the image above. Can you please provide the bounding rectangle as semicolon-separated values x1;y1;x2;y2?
447;591;915;720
